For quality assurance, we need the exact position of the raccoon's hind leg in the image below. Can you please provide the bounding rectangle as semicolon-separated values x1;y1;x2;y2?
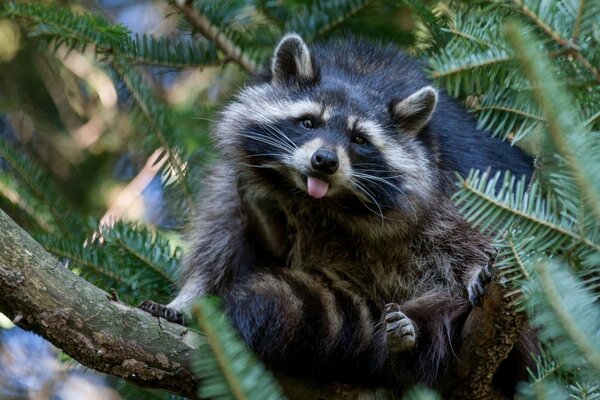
139;300;185;325
384;303;416;352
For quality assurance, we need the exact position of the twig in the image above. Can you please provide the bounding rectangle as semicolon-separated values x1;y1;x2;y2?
173;0;257;74
512;0;600;84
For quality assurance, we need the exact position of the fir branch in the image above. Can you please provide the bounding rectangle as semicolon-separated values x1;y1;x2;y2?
125;33;220;68
572;0;586;41
285;0;375;41
509;0;600;83
403;385;442;400
191;298;284;400
172;0;257;74
474;88;545;141
532;260;600;373
429;48;512;96
0;136;80;236
40;237;128;285
454;171;600;255
569;383;600;400
4;2;219;68
113;61;194;213
494;234;530;306
431;50;511;78
584;110;600;127
527;348;561;384
571;0;600;43
402;0;452;51
0;208;202;398
511;0;577;50
506;22;600;222
573;53;600;83
444;9;504;51
101;222;180;287
0;175;55;234
519;380;569;400
3;2;129;52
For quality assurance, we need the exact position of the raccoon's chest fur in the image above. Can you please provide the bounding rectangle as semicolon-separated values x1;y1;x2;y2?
283;204;455;303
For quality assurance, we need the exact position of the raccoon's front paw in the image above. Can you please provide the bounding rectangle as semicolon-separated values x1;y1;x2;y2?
384;303;416;353
468;248;498;307
139;300;185;325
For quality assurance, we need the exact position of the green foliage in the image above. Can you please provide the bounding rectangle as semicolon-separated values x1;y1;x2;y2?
38;221;181;305
402;385;442;400
113;60;195;213
444;6;600;398
427;0;600;143
1;0;599;399
284;0;375;41
527;260;600;376
191;297;284;400
0;136;83;236
2;2;219;67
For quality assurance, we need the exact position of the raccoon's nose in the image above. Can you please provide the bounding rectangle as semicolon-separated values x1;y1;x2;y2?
311;149;339;175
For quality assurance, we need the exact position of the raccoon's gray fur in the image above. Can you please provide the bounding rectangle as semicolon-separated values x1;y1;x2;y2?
140;35;534;392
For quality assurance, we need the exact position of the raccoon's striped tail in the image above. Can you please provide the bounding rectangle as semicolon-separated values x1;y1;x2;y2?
223;270;469;386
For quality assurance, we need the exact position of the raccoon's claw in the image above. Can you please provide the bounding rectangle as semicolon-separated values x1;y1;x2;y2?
384;303;416;353
468;249;497;307
139;300;185;325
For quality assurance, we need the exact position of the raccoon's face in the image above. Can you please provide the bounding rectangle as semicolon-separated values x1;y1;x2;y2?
217;34;438;218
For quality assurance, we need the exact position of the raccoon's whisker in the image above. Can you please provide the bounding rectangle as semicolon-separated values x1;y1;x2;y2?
354;162;394;168
251;125;296;151
259;123;297;149
355;169;406;179
353;181;385;227
242;132;293;151
250;132;295;152
238;132;294;153
352;178;407;223
353;172;403;193
353;164;406;176
239;163;278;170
190;116;218;124
240;153;285;159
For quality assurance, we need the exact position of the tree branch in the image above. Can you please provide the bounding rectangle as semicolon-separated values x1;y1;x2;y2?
0;207;524;399
173;0;258;74
0;208;202;398
445;279;527;399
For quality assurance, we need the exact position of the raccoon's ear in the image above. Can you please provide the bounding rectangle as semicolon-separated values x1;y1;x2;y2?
389;86;438;135
271;34;317;86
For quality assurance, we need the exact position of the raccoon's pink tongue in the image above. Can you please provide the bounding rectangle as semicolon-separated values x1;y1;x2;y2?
307;176;329;199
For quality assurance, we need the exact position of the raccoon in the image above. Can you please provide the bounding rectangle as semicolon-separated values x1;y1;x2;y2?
140;35;533;391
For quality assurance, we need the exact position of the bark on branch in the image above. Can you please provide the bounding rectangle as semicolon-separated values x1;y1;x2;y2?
0;207;524;399
0;209;201;398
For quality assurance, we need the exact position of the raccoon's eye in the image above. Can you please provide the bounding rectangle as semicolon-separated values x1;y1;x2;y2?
351;135;368;145
300;117;315;130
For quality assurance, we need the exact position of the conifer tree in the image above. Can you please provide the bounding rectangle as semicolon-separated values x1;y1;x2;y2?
0;1;598;399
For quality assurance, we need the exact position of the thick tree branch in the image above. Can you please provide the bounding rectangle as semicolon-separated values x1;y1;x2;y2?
0;209;202;398
0;207;524;399
445;280;527;399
